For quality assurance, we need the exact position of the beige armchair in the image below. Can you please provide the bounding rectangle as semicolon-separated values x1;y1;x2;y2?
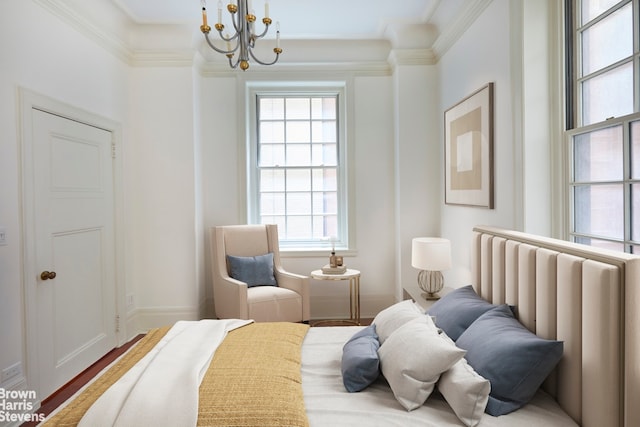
210;224;310;322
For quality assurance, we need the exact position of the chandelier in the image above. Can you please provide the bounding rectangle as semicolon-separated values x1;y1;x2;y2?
199;0;282;71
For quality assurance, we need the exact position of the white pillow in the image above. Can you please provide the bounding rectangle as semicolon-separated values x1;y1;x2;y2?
438;357;490;427
378;317;466;411
372;300;424;344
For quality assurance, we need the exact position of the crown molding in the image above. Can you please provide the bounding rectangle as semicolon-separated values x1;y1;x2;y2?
131;50;195;68
432;0;493;61
34;0;133;64
387;49;437;69
197;60;392;78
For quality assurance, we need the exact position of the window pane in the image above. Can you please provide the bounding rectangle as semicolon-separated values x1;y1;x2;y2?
311;97;337;120
286;98;310;120
260;169;285;191
312;121;337;143
312;169;337;191
260;122;284;143
286;144;311;166
260;192;285;215
286;122;311;143
581;0;621;24
633;184;640;241
574;235;626;251
259;144;285;167
312;144;338;166
312;216;326;238
632;121;640;179
259;98;284;120
287;193;311;215
574;184;624;239
287;169;311;191
581;62;633;125
581;3;632;75
573;125;623;181
286;216;312;239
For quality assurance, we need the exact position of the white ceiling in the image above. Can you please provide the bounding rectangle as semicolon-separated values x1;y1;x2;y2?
112;0;466;41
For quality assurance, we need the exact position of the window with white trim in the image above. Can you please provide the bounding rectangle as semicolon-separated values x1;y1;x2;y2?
247;84;349;250
566;0;640;253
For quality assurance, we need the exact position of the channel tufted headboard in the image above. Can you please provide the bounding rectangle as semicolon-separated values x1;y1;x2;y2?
470;226;640;427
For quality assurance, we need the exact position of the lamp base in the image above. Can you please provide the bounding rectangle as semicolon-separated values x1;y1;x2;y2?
421;292;441;301
417;270;444;301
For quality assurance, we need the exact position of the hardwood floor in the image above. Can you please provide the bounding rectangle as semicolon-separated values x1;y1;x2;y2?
20;334;144;427
21;320;372;425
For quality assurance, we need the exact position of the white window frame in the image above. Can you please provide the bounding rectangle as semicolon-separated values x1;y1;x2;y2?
566;0;640;252
246;81;352;253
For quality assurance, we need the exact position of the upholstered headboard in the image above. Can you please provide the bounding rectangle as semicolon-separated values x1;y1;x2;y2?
470;226;640;427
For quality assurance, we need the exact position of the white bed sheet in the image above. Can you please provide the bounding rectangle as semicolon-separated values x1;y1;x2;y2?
302;326;579;427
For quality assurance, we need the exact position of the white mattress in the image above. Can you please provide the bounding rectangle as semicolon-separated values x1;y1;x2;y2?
301;326;579;427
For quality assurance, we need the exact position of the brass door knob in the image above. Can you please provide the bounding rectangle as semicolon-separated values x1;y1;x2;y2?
40;271;57;280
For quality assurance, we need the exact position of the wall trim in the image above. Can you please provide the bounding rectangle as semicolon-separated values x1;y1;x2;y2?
197;60;392;78
432;0;493;60
126;306;201;337
387;48;436;68
34;0;132;64
131;50;195;68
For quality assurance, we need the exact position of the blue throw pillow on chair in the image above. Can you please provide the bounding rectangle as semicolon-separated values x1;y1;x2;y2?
227;252;277;287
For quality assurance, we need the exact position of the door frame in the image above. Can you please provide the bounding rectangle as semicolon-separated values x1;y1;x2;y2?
18;88;127;400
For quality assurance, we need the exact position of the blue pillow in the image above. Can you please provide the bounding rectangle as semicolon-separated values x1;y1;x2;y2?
341;325;380;392
456;304;563;416
227;253;277;288
426;285;495;341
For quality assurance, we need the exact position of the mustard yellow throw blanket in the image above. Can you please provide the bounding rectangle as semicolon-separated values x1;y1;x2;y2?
43;322;310;427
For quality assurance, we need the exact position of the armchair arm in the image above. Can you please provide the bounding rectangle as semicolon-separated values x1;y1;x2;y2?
275;268;311;321
213;275;249;320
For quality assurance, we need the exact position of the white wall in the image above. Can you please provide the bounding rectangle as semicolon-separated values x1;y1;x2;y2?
0;0;130;393
200;72;404;319
126;66;202;329
439;0;516;288
438;0;556;287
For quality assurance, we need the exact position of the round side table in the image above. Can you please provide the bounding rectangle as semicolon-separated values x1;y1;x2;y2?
310;269;361;326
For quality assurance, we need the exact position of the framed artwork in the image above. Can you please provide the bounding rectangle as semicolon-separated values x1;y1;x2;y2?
444;82;494;208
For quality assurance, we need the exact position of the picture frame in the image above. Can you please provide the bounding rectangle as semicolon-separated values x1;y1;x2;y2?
444;82;494;208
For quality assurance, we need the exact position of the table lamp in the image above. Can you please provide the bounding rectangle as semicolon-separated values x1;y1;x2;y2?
411;237;451;300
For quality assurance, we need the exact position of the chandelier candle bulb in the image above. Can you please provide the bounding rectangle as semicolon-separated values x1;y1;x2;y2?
265;1;269;19
217;0;222;24
201;0;208;27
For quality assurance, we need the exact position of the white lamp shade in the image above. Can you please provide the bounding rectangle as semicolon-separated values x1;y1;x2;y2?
411;237;452;271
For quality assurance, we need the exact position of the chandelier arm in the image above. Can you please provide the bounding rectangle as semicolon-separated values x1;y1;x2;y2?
228;56;240;69
218;30;239;43
204;33;233;55
252;22;270;40
248;48;280;66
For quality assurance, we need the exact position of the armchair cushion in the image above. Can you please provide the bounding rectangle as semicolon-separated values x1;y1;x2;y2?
227;253;277;288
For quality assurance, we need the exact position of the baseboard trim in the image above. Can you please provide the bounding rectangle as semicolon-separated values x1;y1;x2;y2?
125;306;199;338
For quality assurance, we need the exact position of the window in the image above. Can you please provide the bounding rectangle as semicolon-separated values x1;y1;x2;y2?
247;84;349;250
567;0;640;252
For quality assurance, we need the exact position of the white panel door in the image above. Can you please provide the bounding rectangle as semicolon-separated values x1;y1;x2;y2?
32;109;116;399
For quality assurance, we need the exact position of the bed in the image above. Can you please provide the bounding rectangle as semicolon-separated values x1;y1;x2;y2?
40;226;640;427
